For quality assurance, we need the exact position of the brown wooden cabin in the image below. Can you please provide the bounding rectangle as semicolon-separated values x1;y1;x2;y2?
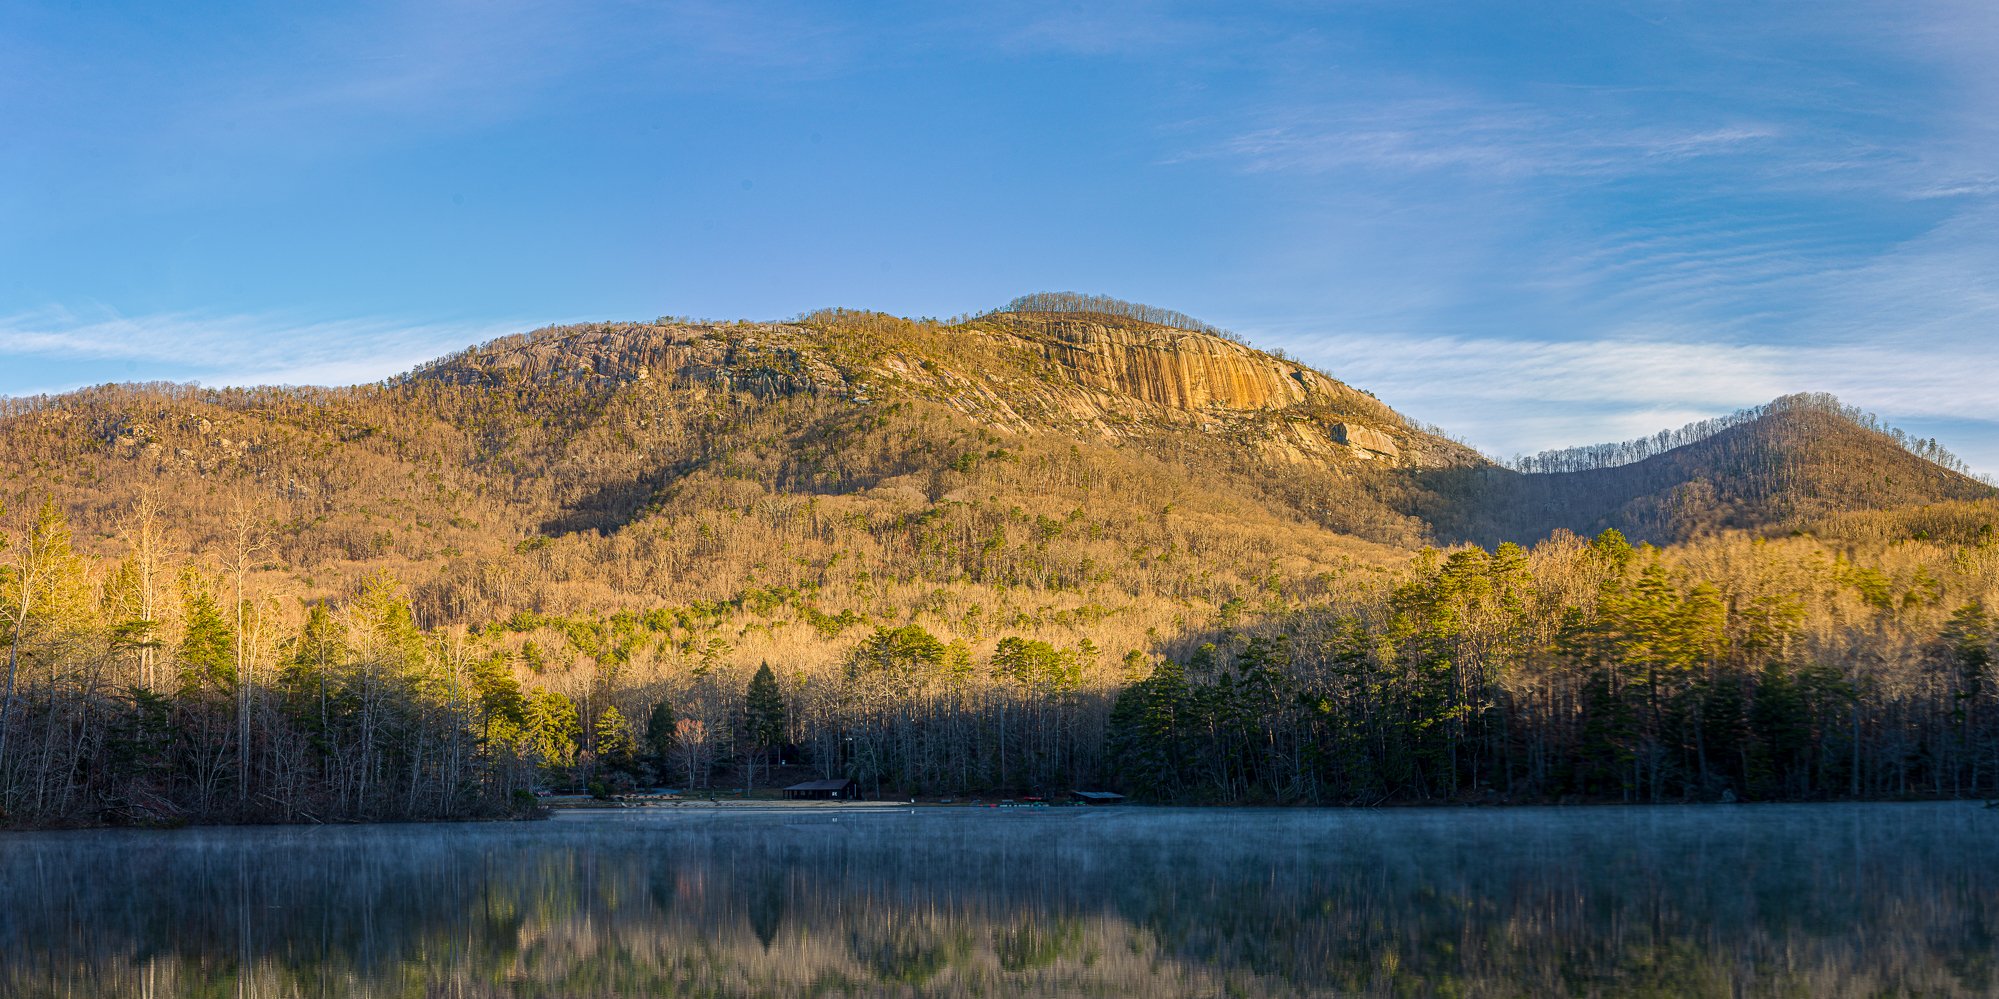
783;779;857;800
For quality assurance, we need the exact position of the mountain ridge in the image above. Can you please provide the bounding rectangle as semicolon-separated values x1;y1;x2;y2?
402;309;1480;470
1420;395;1995;547
0;302;1987;593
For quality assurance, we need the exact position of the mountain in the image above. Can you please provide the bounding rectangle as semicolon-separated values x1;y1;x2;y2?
0;306;1493;656
1421;394;1996;547
2;305;1985;629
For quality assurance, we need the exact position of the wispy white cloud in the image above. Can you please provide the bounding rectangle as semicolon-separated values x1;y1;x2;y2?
1171;0;1999;336
1267;324;1999;470
0;308;529;392
1188;100;1782;180
1798;203;1999;344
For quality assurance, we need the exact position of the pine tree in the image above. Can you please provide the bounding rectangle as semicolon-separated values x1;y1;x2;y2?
1943;601;1993;791
282;603;347;749
524;689;580;776
468;653;526;743
594;704;636;771
176;570;235;695
358;573;425;679
743;662;787;791
644;697;677;776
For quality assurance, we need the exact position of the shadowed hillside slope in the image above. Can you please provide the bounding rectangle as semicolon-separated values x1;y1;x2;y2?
1420;395;1996;547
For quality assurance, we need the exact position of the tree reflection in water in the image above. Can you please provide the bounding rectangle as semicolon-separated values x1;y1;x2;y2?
2;804;1997;997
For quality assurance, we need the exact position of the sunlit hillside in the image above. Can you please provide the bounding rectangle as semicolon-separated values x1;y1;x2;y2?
1;297;1995;825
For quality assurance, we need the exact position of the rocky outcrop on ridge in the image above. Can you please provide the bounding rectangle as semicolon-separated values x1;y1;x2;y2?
409;311;1482;473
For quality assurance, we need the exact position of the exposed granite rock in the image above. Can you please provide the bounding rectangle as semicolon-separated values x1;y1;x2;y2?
1332;423;1400;460
953;314;1471;469
408;313;1488;473
1029;321;1318;410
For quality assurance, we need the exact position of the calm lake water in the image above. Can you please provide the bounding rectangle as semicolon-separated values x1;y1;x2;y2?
1;803;1995;997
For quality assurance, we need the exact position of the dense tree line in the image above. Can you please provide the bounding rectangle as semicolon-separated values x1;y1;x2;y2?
1107;530;1999;803
0;499;548;825
982;292;1247;343
6;475;1999;825
0;493;1124;824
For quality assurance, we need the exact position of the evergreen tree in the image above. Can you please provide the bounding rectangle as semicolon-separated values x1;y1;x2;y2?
176;570;235;695
991;637;1075;691
743;662;786;791
281;602;347;750
524;689;580;777
644;697;677;776
1107;659;1189;800
594;704;636;773
469;652;527;743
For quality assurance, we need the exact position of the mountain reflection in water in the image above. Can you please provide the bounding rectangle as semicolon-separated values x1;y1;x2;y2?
2;804;1996;997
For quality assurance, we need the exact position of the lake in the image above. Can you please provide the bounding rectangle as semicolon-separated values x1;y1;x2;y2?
1;803;1995;997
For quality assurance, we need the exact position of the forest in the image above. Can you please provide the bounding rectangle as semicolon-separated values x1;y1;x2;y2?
5;486;1999;826
1;305;1994;826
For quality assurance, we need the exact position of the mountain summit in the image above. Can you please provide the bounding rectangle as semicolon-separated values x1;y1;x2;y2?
1426;393;1994;546
411;304;1481;472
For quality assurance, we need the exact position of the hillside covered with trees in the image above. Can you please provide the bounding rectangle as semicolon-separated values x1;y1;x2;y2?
0;299;1993;825
1426;394;1995;547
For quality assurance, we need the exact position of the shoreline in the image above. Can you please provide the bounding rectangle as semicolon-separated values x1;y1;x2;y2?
7;794;1993;832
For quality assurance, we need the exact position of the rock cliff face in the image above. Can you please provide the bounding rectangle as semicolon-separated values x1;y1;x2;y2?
959;313;1472;469
1015;317;1326;411
413;311;1484;472
1332;423;1400;461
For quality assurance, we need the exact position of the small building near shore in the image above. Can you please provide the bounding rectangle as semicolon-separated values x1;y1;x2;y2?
1072;790;1125;805
783;778;857;800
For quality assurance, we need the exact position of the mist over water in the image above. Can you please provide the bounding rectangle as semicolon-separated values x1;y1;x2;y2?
2;804;1995;997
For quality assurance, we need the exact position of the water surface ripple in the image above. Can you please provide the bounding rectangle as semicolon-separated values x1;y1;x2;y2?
2;803;1995;997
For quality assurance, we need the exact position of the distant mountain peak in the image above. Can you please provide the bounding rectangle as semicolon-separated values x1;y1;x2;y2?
1435;392;1996;546
1509;392;1978;478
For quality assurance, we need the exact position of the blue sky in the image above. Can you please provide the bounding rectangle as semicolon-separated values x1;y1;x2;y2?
4;1;1997;468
